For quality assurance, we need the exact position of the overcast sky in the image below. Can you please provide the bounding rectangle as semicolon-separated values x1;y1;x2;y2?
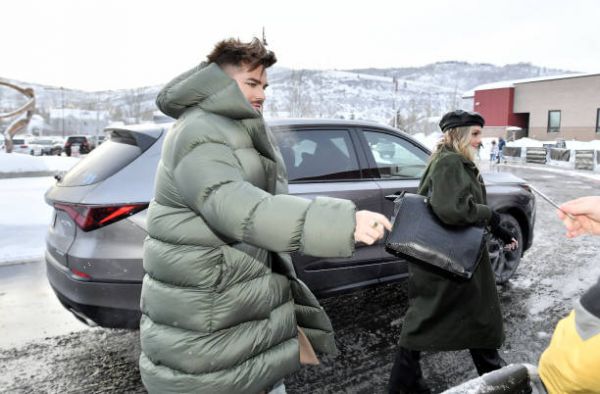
1;0;598;91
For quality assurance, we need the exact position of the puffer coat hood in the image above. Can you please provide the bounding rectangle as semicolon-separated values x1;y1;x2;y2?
140;62;356;393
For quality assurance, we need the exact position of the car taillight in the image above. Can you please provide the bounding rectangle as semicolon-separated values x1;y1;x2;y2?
20;144;28;148
54;203;149;231
71;268;91;280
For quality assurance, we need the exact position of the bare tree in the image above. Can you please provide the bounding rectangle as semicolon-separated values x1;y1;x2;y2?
287;70;314;117
265;98;279;118
123;87;147;123
107;101;125;122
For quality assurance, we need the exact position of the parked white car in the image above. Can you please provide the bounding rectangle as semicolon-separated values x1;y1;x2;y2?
10;137;43;155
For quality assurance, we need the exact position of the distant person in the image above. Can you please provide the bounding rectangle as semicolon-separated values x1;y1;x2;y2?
490;140;498;163
139;37;391;394
497;137;506;164
477;141;483;160
387;110;518;394
538;196;600;393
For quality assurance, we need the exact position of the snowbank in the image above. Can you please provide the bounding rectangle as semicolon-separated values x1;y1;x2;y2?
506;137;545;148
0;152;79;174
0;177;55;264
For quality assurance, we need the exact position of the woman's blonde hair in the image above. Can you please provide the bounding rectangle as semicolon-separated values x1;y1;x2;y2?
431;126;475;162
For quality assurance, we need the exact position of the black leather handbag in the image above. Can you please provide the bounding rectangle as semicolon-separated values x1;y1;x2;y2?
384;192;486;279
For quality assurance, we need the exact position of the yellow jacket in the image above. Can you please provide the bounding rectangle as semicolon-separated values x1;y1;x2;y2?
539;281;600;394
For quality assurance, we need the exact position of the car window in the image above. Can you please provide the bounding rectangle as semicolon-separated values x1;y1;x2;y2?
364;131;428;179
60;130;160;186
12;139;25;145
276;129;360;182
67;137;87;143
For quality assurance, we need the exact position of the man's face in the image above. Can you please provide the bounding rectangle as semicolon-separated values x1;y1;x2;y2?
224;63;268;113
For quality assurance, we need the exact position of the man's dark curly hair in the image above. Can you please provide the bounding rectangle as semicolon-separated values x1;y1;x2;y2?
207;37;277;70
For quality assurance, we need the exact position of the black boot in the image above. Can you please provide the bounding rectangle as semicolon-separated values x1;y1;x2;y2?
388;347;431;394
469;348;507;376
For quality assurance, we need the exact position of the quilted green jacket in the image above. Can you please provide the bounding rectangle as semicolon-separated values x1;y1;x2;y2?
139;63;356;393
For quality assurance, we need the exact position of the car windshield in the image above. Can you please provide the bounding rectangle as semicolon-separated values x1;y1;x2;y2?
67;137;87;143
12;139;25;144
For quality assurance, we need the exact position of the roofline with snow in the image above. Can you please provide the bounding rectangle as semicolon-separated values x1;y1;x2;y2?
462;72;600;98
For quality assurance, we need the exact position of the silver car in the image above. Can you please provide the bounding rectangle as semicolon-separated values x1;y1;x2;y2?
45;120;535;328
10;137;43;155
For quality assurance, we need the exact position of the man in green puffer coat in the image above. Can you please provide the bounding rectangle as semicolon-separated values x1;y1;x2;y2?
139;38;391;394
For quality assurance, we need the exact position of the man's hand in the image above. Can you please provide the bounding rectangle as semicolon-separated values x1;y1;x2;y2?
558;196;600;238
354;210;392;245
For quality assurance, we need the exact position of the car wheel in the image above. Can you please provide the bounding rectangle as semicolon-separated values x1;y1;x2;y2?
488;213;523;284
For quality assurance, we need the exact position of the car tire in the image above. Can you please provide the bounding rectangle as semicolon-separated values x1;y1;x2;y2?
488;213;523;284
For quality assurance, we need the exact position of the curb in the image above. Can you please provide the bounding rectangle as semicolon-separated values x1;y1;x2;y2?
0;257;42;268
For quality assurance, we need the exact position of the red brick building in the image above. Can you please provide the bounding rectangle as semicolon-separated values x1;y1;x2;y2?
462;73;600;141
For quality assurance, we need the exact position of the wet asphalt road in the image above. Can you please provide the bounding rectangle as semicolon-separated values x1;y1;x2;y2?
2;164;600;393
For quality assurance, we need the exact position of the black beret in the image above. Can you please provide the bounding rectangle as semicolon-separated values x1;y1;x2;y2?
439;110;485;132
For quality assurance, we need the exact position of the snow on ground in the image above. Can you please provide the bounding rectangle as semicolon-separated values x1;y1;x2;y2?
0;262;90;350
0;177;56;264
0;152;79;174
507;162;600;182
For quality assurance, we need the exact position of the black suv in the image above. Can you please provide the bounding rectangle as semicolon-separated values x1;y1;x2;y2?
45;119;536;328
64;135;91;156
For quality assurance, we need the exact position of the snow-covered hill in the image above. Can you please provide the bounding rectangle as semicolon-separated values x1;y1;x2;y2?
1;61;573;135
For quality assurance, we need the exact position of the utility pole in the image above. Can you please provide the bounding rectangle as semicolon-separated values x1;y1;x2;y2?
392;76;399;128
60;87;65;138
96;92;100;141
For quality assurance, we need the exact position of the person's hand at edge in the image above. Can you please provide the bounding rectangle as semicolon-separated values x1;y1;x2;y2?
557;196;600;238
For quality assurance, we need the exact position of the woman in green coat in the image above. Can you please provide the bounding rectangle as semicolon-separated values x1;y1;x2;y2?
388;110;518;394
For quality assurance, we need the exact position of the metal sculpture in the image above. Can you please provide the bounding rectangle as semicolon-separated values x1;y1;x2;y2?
0;81;36;153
